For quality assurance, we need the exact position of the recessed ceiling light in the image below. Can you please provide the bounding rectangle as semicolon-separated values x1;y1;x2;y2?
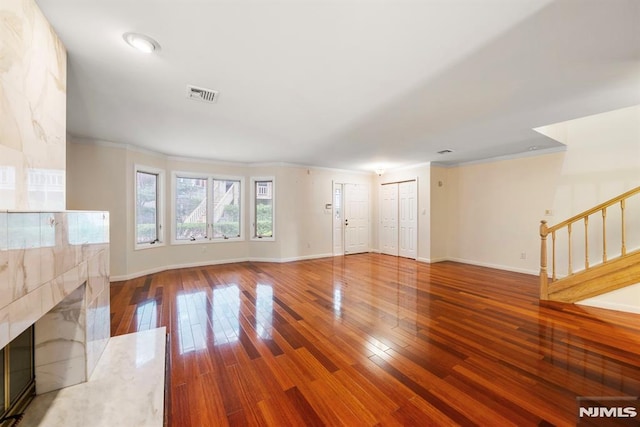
123;32;160;53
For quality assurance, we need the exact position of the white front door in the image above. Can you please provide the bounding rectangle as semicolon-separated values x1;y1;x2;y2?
344;183;369;254
380;183;398;256
398;180;417;259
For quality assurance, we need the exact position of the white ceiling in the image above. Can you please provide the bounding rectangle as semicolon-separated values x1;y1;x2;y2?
36;0;640;171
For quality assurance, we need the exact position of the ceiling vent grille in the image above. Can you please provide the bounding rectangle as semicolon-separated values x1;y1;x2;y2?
186;85;219;103
437;149;454;154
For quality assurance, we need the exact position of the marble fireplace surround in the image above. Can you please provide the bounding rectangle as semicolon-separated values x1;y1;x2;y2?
0;210;110;395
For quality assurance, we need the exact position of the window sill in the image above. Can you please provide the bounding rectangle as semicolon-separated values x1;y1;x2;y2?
171;237;245;245
135;242;165;251
251;237;275;242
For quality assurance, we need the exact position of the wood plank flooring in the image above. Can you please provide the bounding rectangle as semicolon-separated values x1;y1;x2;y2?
110;254;640;426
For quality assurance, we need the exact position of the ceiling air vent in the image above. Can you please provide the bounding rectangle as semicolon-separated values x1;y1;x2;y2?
186;85;219;103
437;149;454;155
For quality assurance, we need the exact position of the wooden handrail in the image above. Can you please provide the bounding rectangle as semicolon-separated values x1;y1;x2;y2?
540;185;640;300
546;186;640;233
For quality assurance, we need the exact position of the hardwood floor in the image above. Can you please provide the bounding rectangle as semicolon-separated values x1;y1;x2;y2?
110;254;640;426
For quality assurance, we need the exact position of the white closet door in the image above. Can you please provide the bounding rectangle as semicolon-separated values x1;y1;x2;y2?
380;184;399;256
398;180;417;259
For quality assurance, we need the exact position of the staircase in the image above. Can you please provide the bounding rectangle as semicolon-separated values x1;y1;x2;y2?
539;186;640;303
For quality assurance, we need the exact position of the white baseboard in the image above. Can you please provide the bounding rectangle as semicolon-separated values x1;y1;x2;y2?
415;256;537;275
279;253;334;263
249;253;334;263
111;253;336;281
417;257;448;264
111;253;539;282
110;257;250;282
446;257;538;276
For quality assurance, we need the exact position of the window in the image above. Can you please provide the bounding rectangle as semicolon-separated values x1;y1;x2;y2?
175;176;208;240
173;173;243;242
251;177;275;240
135;166;164;248
212;179;241;239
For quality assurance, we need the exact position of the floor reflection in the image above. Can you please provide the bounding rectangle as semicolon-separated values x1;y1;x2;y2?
135;299;157;331
333;285;342;319
212;285;240;346
176;291;208;353
255;284;274;340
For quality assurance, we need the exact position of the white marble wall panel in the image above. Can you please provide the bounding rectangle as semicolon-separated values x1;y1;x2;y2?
35;355;87;395
8;285;42;341
86;277;110;378
0;0;67;211
40;212;57;283
0;211;6;249
35;285;87;394
36;285;86;365
0;307;8;349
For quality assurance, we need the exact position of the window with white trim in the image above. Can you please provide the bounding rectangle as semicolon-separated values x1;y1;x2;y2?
175;176;208;240
173;173;243;242
135;166;164;248
251;177;275;240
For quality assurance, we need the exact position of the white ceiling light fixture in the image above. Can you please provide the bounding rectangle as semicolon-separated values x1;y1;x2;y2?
123;32;160;53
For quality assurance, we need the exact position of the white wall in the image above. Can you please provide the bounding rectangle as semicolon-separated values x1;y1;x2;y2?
429;166;450;262
67;140;128;272
578;283;640;314
443;151;565;274
67;138;371;279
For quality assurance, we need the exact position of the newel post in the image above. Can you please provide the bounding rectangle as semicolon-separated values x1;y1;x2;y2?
539;220;549;300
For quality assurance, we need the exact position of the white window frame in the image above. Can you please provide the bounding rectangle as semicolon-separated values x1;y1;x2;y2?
171;171;245;245
134;164;165;250
250;176;275;241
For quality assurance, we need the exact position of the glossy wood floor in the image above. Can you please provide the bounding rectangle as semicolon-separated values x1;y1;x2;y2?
110;254;640;426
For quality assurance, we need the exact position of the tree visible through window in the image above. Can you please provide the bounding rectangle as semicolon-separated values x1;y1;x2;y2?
213;179;241;239
254;180;273;238
175;176;207;240
136;170;159;244
173;174;242;241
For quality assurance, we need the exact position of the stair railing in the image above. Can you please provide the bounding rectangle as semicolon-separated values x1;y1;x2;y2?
539;185;640;299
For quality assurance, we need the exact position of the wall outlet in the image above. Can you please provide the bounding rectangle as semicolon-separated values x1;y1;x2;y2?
545;209;553;216
520;252;526;260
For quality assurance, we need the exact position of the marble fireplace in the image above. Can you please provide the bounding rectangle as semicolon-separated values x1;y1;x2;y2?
0;210;110;417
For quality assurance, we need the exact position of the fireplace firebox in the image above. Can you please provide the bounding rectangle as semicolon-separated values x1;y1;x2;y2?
0;326;35;426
